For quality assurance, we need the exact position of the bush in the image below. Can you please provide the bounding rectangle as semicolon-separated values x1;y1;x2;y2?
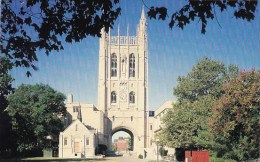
97;144;107;155
138;154;143;159
175;148;185;161
159;147;168;156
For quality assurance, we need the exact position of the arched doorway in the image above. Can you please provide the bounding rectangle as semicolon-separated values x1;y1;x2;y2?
112;127;134;152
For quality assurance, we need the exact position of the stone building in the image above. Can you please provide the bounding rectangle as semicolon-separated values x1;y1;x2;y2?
59;7;175;159
114;137;129;152
65;94;104;143
97;6;148;153
146;101;176;160
59;119;97;158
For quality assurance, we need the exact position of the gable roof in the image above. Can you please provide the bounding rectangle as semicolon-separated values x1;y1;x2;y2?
154;100;176;117
61;119;94;135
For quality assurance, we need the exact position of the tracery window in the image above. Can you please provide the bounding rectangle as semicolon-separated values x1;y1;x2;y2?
129;91;135;103
111;91;117;103
129;53;135;77
111;53;117;77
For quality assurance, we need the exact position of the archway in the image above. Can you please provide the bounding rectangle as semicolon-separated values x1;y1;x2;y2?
111;127;134;152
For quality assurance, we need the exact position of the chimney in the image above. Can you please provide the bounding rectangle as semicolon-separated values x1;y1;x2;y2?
67;94;73;103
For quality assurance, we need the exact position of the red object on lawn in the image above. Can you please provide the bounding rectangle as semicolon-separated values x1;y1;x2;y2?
185;150;209;162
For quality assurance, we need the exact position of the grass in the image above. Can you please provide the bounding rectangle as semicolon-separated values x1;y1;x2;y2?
211;157;260;162
1;157;121;162
210;157;237;162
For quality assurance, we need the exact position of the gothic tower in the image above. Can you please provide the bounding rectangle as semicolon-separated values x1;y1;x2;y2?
97;7;148;151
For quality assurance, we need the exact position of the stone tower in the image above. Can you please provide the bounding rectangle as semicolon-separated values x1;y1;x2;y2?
97;7;148;152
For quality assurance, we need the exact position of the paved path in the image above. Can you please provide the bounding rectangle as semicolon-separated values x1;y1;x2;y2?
119;156;149;162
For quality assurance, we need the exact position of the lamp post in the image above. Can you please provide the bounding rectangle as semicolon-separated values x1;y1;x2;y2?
156;139;159;162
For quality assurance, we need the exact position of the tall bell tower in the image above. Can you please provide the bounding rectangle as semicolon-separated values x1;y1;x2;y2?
97;7;148;152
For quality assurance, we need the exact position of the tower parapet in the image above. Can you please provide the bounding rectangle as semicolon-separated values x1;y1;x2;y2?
109;36;137;45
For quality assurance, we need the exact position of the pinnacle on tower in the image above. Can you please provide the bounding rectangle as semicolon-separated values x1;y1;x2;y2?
127;23;129;36
141;5;146;21
117;24;120;37
137;6;147;37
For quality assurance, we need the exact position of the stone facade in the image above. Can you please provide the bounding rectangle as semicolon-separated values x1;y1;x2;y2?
59;7;175;159
97;7;148;153
64;96;104;143
59;119;97;158
145;100;176;160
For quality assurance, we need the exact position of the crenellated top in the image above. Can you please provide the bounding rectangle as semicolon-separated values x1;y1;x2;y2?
109;36;137;45
100;6;146;45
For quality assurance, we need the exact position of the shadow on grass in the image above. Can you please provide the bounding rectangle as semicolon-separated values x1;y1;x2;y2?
106;153;123;157
0;157;118;162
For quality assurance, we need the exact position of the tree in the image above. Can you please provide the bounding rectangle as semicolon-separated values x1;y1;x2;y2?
161;96;214;149
1;1;257;75
126;136;132;151
147;1;257;34
1;0;121;76
0;56;14;156
6;84;66;153
160;58;238;149
210;70;260;161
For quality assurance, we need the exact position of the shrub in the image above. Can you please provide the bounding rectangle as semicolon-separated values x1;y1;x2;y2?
97;144;107;155
138;154;143;159
211;157;236;162
159;147;168;156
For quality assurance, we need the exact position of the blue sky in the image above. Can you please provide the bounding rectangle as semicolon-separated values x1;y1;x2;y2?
10;1;260;111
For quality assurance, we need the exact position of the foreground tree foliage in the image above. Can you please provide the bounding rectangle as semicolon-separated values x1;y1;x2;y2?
160;58;238;149
1;0;121;76
0;57;14;156
148;1;257;34
210;70;260;161
6;84;66;153
1;0;257;75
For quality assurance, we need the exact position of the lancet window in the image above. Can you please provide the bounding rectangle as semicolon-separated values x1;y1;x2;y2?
111;91;117;103
129;91;135;103
111;53;117;77
129;53;135;77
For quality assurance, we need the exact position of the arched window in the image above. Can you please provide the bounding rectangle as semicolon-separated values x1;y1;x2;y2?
111;53;117;77
111;91;117;103
129;53;135;77
129;91;135;103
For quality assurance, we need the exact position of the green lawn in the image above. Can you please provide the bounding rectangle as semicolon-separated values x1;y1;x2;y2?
1;157;121;162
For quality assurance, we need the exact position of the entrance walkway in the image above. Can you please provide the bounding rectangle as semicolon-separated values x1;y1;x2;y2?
106;155;150;162
119;156;149;162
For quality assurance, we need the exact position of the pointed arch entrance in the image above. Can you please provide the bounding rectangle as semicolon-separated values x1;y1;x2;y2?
112;127;134;151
